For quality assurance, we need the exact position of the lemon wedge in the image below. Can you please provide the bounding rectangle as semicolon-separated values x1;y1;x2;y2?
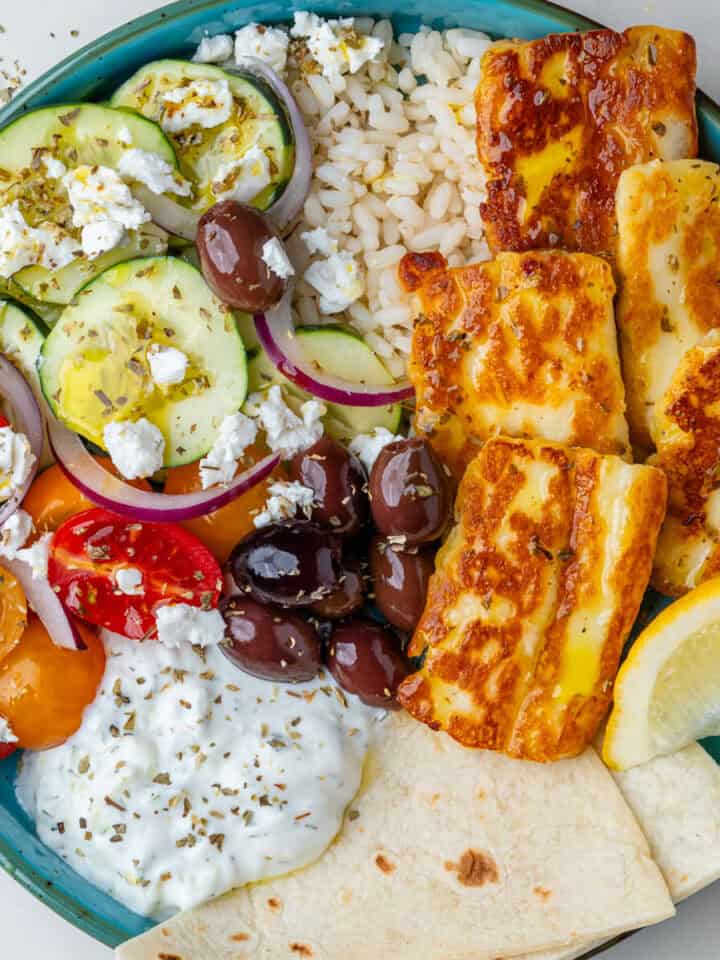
604;577;720;770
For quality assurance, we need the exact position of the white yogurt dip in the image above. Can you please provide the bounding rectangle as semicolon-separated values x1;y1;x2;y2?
17;630;374;918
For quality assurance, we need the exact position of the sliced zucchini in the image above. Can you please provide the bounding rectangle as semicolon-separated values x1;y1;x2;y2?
0;300;47;388
110;61;293;214
39;256;247;467
0;278;63;328
13;223;169;306
248;327;402;442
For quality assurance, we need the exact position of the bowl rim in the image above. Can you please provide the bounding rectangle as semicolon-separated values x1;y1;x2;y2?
1;0;719;950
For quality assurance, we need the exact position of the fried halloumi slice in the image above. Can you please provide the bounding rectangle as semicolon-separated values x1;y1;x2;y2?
616;159;720;450
400;250;630;479
398;437;667;762
476;27;697;258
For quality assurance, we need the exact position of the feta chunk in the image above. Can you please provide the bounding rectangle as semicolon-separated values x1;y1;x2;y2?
211;145;272;204
304;250;365;314
261;237;295;280
155;603;226;649
349;426;404;473
301;227;337;257
15;532;52;581
161;79;233;134
444;28;491;61
254;480;315;528
0;509;33;560
147;343;189;386
291;12;384;81
103;418;165;480
249;385;325;458
115;566;144;596
234;23;289;73
0;716;17;745
0;424;36;500
43;155;67;179
199;411;258;489
117;148;191;197
80;220;126;260
0;202;78;278
193;33;235;64
63;165;150;232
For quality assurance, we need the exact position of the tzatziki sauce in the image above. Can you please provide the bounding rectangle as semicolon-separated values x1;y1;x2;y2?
17;630;374;918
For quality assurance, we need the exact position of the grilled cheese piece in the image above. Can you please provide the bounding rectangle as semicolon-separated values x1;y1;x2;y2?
476;27;697;258
401;250;630;479
398;437;667;762
616;159;720;450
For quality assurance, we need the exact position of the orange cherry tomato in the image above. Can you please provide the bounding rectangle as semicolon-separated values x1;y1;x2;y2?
23;461;151;535
0;617;105;750
0;564;27;662
164;442;287;564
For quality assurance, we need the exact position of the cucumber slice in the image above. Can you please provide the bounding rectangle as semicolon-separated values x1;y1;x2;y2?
39;256;247;468
110;61;293;214
0;300;47;389
13;223;169;306
248;327;402;442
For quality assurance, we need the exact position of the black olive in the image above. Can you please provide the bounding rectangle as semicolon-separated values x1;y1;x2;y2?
369;536;435;632
289;437;369;535
326;618;410;708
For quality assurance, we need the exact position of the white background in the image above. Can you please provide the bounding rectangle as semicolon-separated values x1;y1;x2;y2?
1;0;719;956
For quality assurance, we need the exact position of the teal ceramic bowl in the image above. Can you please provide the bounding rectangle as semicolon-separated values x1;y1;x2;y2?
1;0;720;949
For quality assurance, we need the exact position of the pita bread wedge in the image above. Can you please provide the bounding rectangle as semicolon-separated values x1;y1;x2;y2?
519;742;720;960
116;712;672;960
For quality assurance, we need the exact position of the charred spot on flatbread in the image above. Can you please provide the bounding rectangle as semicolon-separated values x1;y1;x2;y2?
290;944;313;957
375;853;395;874
446;849;500;886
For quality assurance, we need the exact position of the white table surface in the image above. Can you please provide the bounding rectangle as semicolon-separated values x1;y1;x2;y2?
1;0;719;956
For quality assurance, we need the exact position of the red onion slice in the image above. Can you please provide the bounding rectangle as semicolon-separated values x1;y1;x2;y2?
254;294;415;407
226;60;312;235
131;185;200;243
4;556;82;650
47;416;280;523
0;356;43;528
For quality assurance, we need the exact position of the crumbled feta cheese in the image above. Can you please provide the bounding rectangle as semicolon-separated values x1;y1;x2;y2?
193;33;235;63
115;566;144;596
0;202;78;278
80;220;126;260
254;480;315;528
249;385;325;458
0;509;33;560
117;148;191;197
161;79;233;134
234;23;289;73
199;411;258;489
147;343;189;386
304;250;365;314
117;126;134;146
63;165;150;232
43;155;67;179
155;603;226;648
0;424;36;500
15;532;52;581
0;716;17;745
349;426;403;473
211;145;272;204
291;12;384;81
444;28;491;61
103;418;165;480
261;237;295;280
301;227;336;256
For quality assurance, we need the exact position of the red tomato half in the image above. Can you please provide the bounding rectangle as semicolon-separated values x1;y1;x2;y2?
49;508;223;639
0;414;9;428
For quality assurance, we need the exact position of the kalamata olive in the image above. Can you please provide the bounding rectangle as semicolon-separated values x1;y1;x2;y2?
289;437;368;535
197;200;287;311
369;438;451;546
369;536;435;632
326;618;410;708
228;522;343;608
311;554;365;620
220;596;321;682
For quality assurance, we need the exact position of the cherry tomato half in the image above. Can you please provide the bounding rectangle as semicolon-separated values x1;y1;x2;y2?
164;442;287;564
49;508;223;639
0;414;9;428
0;617;105;750
0;564;27;662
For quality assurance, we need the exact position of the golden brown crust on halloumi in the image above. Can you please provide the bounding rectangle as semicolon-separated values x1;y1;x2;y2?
398;437;667;762
401;250;630;479
476;27;697;258
616;159;720;450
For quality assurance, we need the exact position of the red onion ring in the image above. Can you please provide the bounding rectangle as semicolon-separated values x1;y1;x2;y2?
4;555;82;650
47;416;280;523
131;185;200;243
0;356;43;528
225;60;312;235
254;293;415;407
